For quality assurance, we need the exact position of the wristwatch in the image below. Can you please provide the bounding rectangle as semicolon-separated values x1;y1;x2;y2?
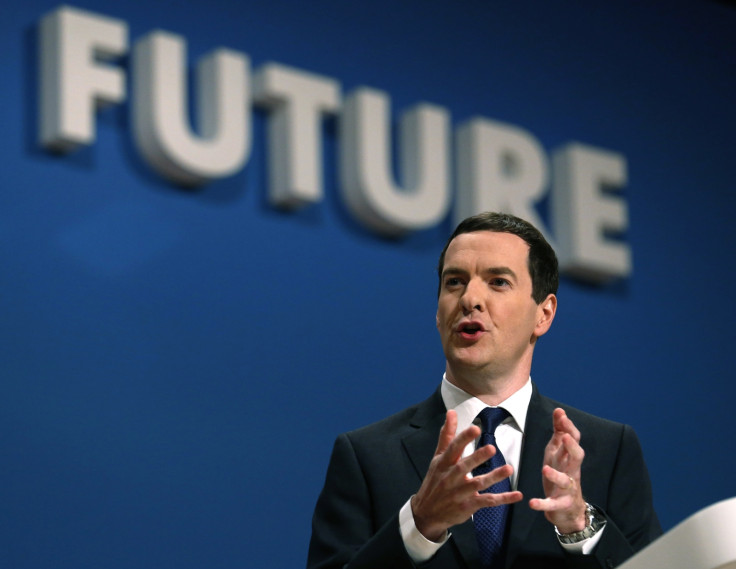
555;503;607;544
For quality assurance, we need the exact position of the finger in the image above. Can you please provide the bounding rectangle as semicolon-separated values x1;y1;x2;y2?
545;433;563;455
561;433;585;466
549;436;574;470
435;410;458;456
443;425;485;474
553;408;581;442
436;421;482;468
472;463;515;492
542;465;578;491
461;441;498;474
546;435;583;474
528;496;565;512
477;490;524;509
422;449;505;507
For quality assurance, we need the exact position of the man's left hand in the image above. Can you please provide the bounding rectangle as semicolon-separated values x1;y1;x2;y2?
528;408;587;534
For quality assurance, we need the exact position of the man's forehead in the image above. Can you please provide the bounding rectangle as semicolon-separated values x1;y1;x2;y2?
441;231;531;278
445;230;530;258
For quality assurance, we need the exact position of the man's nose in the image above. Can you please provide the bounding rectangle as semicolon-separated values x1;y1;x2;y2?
460;278;484;313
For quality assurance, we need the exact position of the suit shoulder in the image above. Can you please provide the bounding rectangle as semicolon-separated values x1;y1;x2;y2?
345;401;426;440
542;394;632;436
340;390;442;444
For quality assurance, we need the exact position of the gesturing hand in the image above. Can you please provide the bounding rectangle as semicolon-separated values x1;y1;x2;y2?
411;410;523;542
528;408;587;534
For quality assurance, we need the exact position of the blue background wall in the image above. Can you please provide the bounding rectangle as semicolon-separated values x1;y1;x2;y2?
2;1;735;567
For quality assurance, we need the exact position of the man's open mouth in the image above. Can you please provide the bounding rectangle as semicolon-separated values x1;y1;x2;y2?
457;322;484;337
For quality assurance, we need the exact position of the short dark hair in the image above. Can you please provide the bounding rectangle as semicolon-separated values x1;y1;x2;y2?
437;212;559;303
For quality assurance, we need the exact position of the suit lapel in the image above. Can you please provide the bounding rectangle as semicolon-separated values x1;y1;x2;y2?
401;388;447;481
504;384;555;567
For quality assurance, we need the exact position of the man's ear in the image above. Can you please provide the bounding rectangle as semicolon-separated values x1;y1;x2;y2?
534;294;557;338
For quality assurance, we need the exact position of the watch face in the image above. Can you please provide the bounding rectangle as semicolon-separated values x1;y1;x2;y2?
588;505;607;531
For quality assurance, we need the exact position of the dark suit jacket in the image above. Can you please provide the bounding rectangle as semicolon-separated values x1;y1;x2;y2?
307;383;662;569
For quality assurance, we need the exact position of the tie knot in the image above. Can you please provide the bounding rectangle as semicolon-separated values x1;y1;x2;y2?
478;407;509;434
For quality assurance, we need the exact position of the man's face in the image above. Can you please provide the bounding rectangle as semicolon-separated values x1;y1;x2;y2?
436;230;555;383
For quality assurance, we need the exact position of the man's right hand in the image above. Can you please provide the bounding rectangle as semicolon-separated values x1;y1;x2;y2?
410;410;524;542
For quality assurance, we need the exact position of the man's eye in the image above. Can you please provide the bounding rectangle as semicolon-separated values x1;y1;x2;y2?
490;278;509;287
445;277;462;287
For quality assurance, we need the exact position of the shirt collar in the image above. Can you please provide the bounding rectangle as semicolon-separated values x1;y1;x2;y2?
440;374;532;434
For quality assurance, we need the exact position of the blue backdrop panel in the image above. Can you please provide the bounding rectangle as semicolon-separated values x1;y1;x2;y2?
1;1;735;568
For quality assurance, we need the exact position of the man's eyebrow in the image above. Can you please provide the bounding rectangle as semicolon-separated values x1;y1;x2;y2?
483;266;518;280
441;266;518;280
441;267;468;278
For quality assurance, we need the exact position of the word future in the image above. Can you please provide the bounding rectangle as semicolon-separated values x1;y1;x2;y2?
38;5;631;283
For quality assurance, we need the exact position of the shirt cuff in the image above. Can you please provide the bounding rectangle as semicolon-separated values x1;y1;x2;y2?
399;497;450;562
558;524;606;554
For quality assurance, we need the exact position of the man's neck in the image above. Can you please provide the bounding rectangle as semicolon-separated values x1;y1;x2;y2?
445;366;529;407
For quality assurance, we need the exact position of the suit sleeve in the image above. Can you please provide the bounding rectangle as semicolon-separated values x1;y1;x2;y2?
586;424;663;568
306;433;418;569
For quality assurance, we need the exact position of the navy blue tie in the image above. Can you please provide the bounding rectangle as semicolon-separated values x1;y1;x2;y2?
472;407;511;569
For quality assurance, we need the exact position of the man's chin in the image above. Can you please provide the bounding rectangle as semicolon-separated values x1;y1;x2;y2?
446;353;494;376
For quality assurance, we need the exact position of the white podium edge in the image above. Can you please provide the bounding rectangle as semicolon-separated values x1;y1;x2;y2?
618;496;736;569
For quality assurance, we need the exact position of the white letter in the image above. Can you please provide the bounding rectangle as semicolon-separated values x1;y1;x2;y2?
132;31;250;186
552;142;631;282
340;88;450;236
253;63;340;208
38;6;127;152
455;117;551;241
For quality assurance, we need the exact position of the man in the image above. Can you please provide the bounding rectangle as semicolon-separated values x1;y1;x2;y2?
307;212;661;569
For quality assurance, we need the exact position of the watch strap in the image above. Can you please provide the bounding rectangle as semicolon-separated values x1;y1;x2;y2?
555;503;607;544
